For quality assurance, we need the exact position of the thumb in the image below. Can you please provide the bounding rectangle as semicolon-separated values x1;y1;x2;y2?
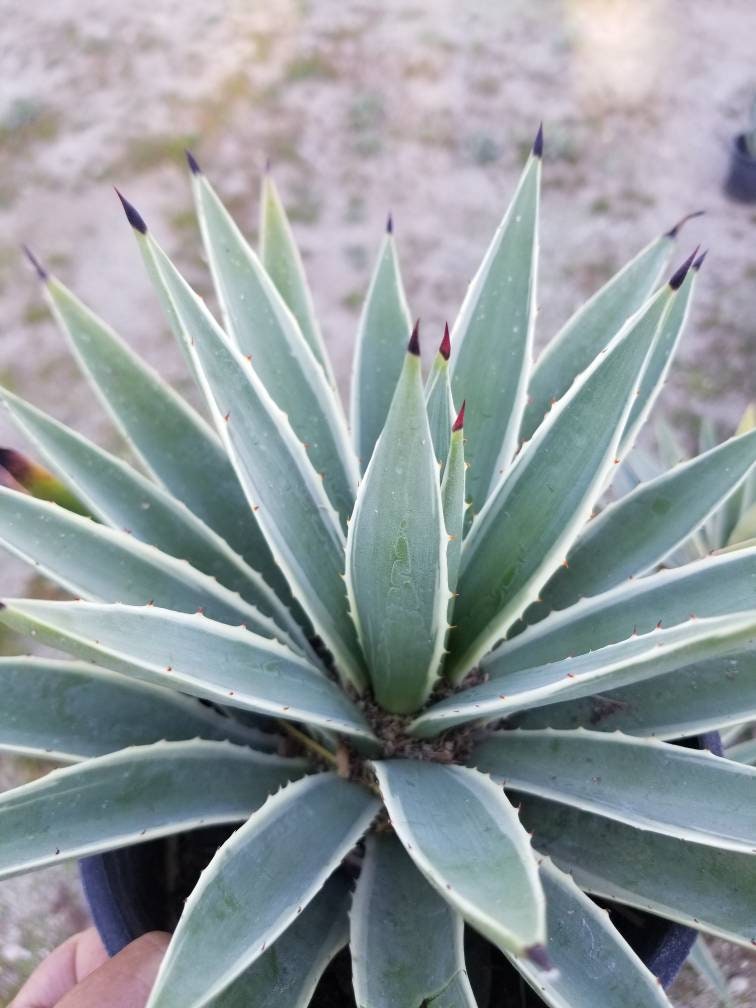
56;932;170;1008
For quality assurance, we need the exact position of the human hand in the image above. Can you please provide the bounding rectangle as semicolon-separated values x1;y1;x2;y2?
11;928;170;1008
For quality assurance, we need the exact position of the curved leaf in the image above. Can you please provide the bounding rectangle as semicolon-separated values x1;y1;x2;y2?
0;387;307;651
191;168;357;526
513;648;756;739
350;226;412;471
522;796;756;948
351;833;476;1008
146;773;379;1008
449;146;540;515
483;546;756;679
442;411;467;604
0;487;289;644
447;285;675;682
373;760;545;956
211;873;351;1008
425;332;455;471
413;612;756;736
726;735;756;766
346;341;448;713
619;259;699;454
42;274;285;598
136;226;366;690
259;171;336;386
521;229;675;442
506;859;673;1008
0;740;303;880
0;656;269;762
530;428;756;621
472;728;756;851
0;601;376;745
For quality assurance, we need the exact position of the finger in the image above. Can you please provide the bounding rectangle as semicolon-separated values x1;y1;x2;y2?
12;928;108;1008
56;932;170;1008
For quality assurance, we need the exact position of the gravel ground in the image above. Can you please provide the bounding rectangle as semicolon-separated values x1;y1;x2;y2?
0;1;754;1004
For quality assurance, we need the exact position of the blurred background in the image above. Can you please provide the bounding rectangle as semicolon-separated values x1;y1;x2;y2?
0;1;754;1004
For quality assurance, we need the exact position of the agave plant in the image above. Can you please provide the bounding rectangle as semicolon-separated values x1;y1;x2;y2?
1;127;756;1008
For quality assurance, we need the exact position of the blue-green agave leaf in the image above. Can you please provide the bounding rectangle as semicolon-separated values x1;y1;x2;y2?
132;221;367;691
484;546;756;679
0;600;376;746
513;648;756;740
447;283;676;682
0;656;270;762
471;728;756;851
259;170;337;387
521;797;756;948
0;740;304;880
346;334;448;713
449;143;540;517
145;774;379;1008
351;833;476;1008
350;220;413;472
374;760;545;957
191;166;357;527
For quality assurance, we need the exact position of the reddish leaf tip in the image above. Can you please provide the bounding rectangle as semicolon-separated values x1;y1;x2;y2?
22;245;48;281
452;400;466;432
114;188;147;234
407;319;421;356
668;247;698;290
386;212;393;234
0;449;27;481
664;209;705;239
439;322;451;361
693;248;708;271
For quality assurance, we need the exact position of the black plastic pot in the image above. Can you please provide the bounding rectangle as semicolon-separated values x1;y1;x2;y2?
724;133;756;202
80;732;722;1003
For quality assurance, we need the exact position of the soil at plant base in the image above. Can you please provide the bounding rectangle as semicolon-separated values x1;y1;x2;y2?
0;1;754;1005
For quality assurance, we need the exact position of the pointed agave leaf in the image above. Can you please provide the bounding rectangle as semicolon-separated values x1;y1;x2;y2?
135;226;367;691
514;648;756;739
442;405;467;604
446;285;675;683
145;774;379;1008
211;874;351;1008
351;833;475;1008
0;448;88;515
471;729;756;851
484;545;756;679
350;225;413;471
0;487;290;644
413;612;756;737
521;796;756;948
42;275;286;599
531;428;756;620
450;147;540;515
259;171;337;387
521;227;677;442
191;168;357;526
0;656;271;762
346;340;448;713
425;327;455;470
373;760;545;956
619;258;699;454
507;859;673;1008
0;600;377;746
0;388;308;652
0;740;304;880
